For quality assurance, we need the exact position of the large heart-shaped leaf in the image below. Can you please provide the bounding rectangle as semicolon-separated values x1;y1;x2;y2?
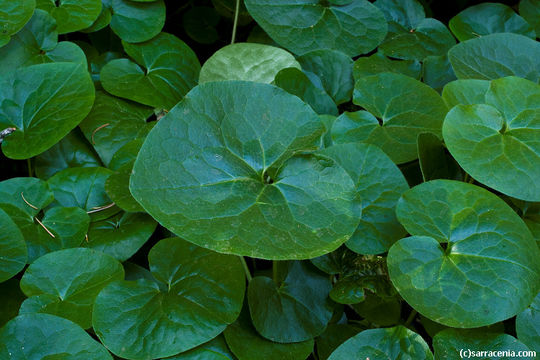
36;0;102;34
449;3;535;41
0;313;113;359
0;0;35;47
199;43;300;84
224;305;314;360
448;33;540;82
79;91;153;167
130;81;361;260
375;0;455;61
92;237;245;359
328;326;433;360
248;261;333;342
34;129;102;179
109;0;165;43
101;33;200;110
0;208;26;283
244;0;387;56
443;77;540;201
319;143;408;254
388;180;540;328
19;248;124;329
332;72;448;164
84;212;156;261
516;292;540;352
0;62;95;159
433;329;533;359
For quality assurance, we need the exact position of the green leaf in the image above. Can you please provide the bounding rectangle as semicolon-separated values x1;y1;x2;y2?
0;208;26;283
168;335;235;360
0;62;95;160
248;261;333;342
0;278;26;327
443;77;540;201
417;132;460;181
297;49;354;105
0;313;113;359
109;0;165;43
520;0;540;38
274;67;338;116
422;54;456;92
316;324;362;360
244;0;387;56
449;3;535;41
101;33;200;110
41;206;90;248
130;81;361;260
105;164;144;212
389;180;540;328
108;138;145;171
79;91;153;167
36;0;102;34
448;33;540;82
84;212;156;261
224;306;314;360
0;0;35;47
333;72;448;164
320;143;408;254
353;52;422;82
441;79;490;109
433;329;533;359
328;326;433;360
19;247;124;329
47;167;114;215
199;43;300;84
516;292;540;352
82;0;112;33
34;129;102;180
0;177;53;217
311;246;362;275
92;237;245;359
375;0;455;61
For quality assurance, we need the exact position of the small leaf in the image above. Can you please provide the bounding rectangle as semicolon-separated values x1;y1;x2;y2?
0;313;113;359
19;248;124;329
109;0;165;43
353;52;421;81
36;0;102;34
328;326;433;360
0;0;35;47
105;163;144;213
248;261;333;342
0;177;53;217
92;237;245;359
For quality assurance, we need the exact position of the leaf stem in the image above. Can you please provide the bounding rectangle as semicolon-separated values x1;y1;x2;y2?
404;309;417;327
27;158;33;177
240;256;252;282
231;0;240;44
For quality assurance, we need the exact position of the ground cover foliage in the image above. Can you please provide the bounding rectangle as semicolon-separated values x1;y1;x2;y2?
0;0;539;359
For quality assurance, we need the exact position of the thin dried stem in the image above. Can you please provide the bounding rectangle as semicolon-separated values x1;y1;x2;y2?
35;217;55;238
91;123;110;144
21;192;38;210
87;202;116;214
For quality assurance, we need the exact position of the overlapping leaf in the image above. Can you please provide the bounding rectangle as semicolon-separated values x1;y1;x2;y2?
0;0;35;47
109;0;165;43
36;0;102;33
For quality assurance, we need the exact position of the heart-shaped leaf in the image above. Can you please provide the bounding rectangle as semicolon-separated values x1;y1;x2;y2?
36;0;102;34
328;326;433;360
448;33;540;82
0;62;95;159
0;0;35;47
92;237;245;359
389;180;540;328
199;43;300;84
0;208;26;283
433;329;533;359
101;33;200;110
0;313;113;359
130;81;361;260
248;261;333;342
443;77;540;201
332;72;448;164
353;51;422;82
244;0;387;56
19;247;124;329
41;206;90;248
224;305;314;360
516;292;540;352
84;212;156;261
79;91;153;167
449;3;535;41
109;0;165;43
319;143;408;254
